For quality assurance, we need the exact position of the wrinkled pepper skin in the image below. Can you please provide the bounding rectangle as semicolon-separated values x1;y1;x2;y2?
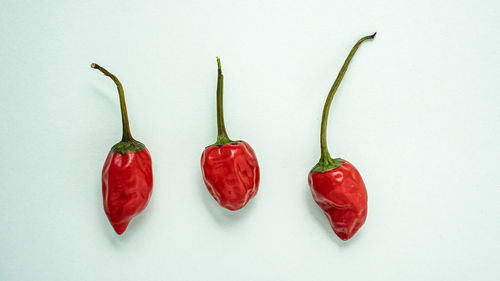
102;148;153;234
308;160;367;240
201;141;260;211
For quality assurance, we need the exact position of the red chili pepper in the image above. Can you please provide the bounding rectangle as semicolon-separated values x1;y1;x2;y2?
92;63;153;235
201;57;260;211
308;33;375;241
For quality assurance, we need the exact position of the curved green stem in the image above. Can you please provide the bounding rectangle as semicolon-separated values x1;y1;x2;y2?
91;63;133;142
313;33;376;172
214;57;232;145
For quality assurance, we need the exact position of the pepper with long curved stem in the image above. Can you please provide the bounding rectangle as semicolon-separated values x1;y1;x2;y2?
308;33;375;241
201;57;260;211
92;63;153;234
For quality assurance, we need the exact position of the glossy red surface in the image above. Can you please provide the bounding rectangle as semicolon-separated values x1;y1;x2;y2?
308;160;367;240
201;141;260;211
102;148;153;234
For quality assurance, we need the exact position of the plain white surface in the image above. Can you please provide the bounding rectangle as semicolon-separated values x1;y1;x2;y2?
1;0;499;280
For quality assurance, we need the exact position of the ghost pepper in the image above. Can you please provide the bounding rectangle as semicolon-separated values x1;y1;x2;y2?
92;63;153;235
200;57;260;211
308;33;375;241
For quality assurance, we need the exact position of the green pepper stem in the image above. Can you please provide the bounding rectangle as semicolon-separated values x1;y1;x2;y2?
319;33;376;165
91;63;134;142
215;57;232;145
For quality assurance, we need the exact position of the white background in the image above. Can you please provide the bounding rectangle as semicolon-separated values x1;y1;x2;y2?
1;0;499;280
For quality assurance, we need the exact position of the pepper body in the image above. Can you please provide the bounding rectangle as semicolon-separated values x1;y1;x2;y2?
102;148;153;234
201;141;259;211
308;160;367;240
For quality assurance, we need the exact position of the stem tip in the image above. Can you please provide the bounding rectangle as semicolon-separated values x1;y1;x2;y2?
216;57;221;71
216;57;222;74
91;63;97;69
